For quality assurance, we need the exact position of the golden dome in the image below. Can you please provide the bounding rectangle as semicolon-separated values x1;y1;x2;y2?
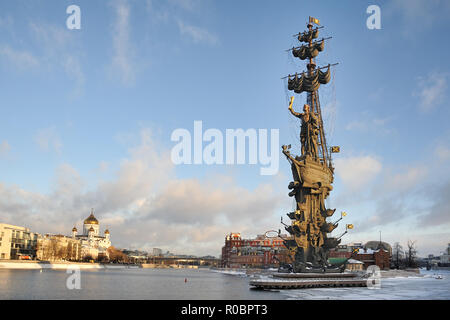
72;227;77;232
104;229;110;234
84;210;99;225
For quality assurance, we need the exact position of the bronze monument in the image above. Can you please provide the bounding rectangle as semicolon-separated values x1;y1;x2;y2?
279;17;346;273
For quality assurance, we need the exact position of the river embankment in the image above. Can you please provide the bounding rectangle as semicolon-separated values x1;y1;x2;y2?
0;260;201;270
0;260;137;269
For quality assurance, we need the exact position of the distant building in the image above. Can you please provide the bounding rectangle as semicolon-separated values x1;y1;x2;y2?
123;249;148;262
71;209;111;261
329;240;392;270
200;255;217;260
0;223;39;260
162;251;175;258
1;210;111;262
439;243;450;265
364;241;392;255
355;248;391;270
346;259;364;271
348;242;364;249
328;257;364;271
328;242;363;258
221;232;291;268
151;248;163;256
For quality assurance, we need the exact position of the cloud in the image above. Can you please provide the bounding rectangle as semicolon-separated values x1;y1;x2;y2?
381;166;428;195
333;152;449;241
177;20;219;45
110;0;136;86
28;21;85;96
419;180;450;227
414;72;447;112
145;0;170;23
97;161;109;173
345;115;394;135
344;121;365;131
435;145;450;161
139;178;279;225
0;15;13;28
355;198;409;233
331;158;424;234
34;127;63;153
145;1;220;47
0;45;39;70
30;22;69;49
334;155;382;191
0;129;283;256
1;21;84;95
0;140;11;156
147;0;197;16
386;0;450;33
62;55;85;97
168;0;197;11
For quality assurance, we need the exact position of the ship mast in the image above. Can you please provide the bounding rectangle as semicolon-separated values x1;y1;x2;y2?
285;16;337;169
306;17;329;168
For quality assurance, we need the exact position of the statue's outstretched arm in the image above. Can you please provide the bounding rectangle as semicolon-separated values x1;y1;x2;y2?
288;97;302;117
288;96;295;109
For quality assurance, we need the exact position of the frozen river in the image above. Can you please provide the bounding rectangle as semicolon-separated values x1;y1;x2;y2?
0;267;448;300
279;269;450;300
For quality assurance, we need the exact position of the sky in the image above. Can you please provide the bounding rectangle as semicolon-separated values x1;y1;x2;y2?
0;0;449;257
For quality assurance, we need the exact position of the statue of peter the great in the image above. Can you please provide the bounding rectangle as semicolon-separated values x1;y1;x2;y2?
288;97;319;159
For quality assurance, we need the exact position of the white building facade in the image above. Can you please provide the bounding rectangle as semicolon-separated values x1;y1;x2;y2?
0;223;38;260
441;243;450;264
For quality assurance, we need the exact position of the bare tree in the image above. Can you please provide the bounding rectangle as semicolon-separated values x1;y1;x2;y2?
57;246;66;261
392;242;404;269
406;240;417;268
51;239;58;261
66;242;73;261
107;246;129;263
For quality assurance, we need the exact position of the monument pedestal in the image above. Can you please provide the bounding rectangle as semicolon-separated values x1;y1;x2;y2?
249;272;367;290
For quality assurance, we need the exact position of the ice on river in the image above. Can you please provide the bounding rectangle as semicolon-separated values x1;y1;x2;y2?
216;268;450;300
282;269;450;300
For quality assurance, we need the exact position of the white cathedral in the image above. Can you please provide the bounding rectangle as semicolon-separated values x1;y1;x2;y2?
71;209;111;260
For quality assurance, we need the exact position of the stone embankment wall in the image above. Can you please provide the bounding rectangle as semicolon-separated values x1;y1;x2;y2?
0;260;131;269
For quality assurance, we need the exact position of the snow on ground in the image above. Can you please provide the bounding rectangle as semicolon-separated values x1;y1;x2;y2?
214;268;450;300
280;269;450;300
209;269;247;277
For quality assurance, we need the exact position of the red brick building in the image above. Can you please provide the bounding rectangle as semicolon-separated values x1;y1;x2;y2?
329;245;391;270
355;248;390;270
221;233;291;268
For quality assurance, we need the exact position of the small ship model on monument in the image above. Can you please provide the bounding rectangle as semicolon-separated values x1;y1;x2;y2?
250;17;366;290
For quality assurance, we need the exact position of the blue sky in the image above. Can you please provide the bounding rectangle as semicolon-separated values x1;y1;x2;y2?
0;0;449;256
